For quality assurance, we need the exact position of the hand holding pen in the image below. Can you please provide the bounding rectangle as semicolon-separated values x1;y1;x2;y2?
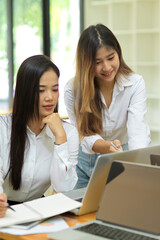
0;193;8;218
7;204;15;212
0;193;15;218
110;140;122;152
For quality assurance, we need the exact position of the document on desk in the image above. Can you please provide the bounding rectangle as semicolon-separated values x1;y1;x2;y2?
0;216;69;235
0;193;82;228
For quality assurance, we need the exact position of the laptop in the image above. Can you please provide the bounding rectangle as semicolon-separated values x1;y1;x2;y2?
64;144;160;216
99;144;160;165
64;153;113;215
48;161;160;240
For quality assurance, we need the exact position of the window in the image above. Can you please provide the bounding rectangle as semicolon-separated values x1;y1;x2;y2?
0;0;80;117
13;0;43;78
0;0;8;111
50;0;80;117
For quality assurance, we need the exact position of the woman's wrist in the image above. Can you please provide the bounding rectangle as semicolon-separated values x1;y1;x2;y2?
105;141;111;153
92;139;111;153
54;134;67;145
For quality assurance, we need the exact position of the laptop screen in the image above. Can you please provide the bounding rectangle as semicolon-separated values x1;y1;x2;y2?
97;161;160;235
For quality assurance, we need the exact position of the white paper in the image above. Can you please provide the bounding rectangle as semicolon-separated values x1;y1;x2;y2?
0;216;68;235
0;193;82;228
25;192;81;218
0;204;39;227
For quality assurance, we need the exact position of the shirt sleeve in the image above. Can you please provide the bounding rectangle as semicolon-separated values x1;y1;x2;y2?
0;117;5;193
81;134;104;154
127;76;151;150
0;150;4;194
64;79;76;126
50;124;79;192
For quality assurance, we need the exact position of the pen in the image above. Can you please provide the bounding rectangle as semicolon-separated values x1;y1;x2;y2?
7;204;16;212
110;141;122;152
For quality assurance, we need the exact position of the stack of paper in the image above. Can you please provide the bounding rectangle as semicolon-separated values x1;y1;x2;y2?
0;216;69;235
0;193;82;228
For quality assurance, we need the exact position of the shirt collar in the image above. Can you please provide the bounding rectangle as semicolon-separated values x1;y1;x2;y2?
27;124;54;139
116;73;133;91
100;73;134;105
45;125;54;139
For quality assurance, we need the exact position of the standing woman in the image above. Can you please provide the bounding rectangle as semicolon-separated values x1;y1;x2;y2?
0;55;78;217
64;24;150;188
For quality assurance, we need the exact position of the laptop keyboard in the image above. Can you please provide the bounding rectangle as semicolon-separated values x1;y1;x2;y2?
76;223;157;240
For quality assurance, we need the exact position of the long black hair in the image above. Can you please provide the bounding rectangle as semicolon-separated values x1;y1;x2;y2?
8;54;60;190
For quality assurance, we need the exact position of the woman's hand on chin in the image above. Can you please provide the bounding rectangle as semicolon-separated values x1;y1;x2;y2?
42;113;67;145
0;193;8;218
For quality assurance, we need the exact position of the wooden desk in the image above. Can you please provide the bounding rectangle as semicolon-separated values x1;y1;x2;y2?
0;212;96;240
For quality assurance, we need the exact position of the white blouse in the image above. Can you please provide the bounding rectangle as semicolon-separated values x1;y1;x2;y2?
0;113;79;202
64;73;151;154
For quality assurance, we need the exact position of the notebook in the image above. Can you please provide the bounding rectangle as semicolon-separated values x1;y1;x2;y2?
48;161;160;240
11;220;41;230
64;144;160;216
0;193;82;228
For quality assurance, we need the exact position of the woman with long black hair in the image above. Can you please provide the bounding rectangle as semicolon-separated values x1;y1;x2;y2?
0;54;78;217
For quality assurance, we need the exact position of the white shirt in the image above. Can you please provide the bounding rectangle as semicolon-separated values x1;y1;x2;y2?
64;73;151;154
0;113;78;202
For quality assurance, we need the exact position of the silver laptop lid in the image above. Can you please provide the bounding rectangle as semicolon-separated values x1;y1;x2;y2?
100;144;160;164
97;161;160;235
